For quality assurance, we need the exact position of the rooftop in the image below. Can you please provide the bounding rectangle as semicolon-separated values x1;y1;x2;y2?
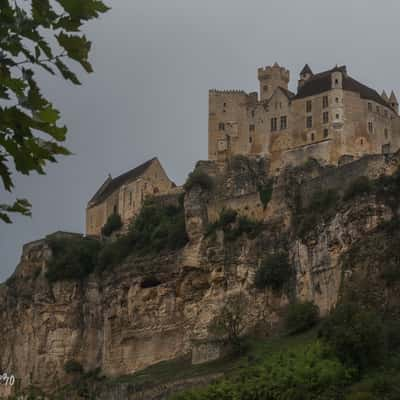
295;65;394;110
88;157;157;208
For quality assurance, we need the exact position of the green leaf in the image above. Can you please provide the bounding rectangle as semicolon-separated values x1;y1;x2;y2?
55;57;81;85
57;33;93;72
0;199;32;224
37;106;60;124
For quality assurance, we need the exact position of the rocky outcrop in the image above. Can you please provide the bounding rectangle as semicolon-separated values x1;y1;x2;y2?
2;153;400;399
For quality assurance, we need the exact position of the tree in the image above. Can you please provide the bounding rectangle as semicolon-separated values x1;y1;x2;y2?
209;292;248;353
0;0;109;223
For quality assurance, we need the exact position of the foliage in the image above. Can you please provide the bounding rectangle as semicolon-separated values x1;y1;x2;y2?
258;180;273;209
285;301;320;335
46;236;102;282
64;360;83;374
209;292;248;353
98;200;188;271
319;303;385;370
172;341;354;400
206;208;262;241
296;189;339;238
255;252;292;291
0;0;109;223
184;169;214;192
101;213;123;237
343;176;373;201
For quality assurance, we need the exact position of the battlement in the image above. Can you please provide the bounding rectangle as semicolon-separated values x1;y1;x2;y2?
257;63;290;83
209;89;248;96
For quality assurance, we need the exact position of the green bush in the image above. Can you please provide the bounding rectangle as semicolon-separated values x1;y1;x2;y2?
101;213;123;237
296;189;339;238
344;177;372;201
46;236;102;282
255;253;292;291
258;180;273;209
98;200;188;271
285;301;320;335
172;342;353;400
319;303;385;370
184;169;214;192
64;360;83;374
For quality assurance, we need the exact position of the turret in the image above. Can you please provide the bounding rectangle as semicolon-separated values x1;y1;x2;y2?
381;90;389;103
298;64;313;89
389;91;398;114
258;62;290;101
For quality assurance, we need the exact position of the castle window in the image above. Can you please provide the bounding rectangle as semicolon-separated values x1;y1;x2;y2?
306;116;313;128
251;110;255;118
376;106;380;113
385;128;389;139
280;116;288;130
324;128;329;138
271;117;278;132
218;122;225;131
306;100;312;113
335;79;339;85
361;139;364;145
335;97;339;103
249;124;255;132
368;121;373;133
223;102;226;107
263;85;268;92
249;136;253;143
336;113;340;120
323;96;329;108
323;111;329;124
368;102;372;112
113;205;117;214
311;133;315;141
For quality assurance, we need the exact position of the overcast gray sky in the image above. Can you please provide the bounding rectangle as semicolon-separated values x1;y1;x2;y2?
1;0;400;282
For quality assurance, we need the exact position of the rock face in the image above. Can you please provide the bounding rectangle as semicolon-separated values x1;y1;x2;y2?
1;153;400;398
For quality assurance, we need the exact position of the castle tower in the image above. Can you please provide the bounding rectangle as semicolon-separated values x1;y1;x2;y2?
258;62;290;101
389;91;399;114
381;90;389;103
298;64;313;89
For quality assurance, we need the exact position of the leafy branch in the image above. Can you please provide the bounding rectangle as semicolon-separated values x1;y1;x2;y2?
0;0;110;223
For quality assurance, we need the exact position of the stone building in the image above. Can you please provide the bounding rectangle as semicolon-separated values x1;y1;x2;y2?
209;63;400;173
86;158;175;236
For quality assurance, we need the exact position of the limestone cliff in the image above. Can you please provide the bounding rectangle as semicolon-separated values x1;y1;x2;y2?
1;153;400;399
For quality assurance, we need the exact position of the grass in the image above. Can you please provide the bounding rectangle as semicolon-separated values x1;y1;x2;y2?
103;329;319;392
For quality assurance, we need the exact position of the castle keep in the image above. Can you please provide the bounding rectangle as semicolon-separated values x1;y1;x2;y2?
209;63;400;171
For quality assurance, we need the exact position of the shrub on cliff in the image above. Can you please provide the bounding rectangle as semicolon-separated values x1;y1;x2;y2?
284;301;320;335
64;360;83;374
209;292;249;354
258;180;273;209
319;303;385;370
101;213;123;237
97;200;188;270
344;176;373;201
296;189;339;238
206;208;262;241
46;236;102;282
184;169;214;192
255;253;292;291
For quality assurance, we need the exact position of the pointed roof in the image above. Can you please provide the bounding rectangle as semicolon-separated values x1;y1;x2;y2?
300;64;313;76
381;90;389;102
88;157;158;208
390;91;398;105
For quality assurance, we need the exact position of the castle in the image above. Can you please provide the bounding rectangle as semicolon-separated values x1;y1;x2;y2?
208;63;400;172
87;63;400;236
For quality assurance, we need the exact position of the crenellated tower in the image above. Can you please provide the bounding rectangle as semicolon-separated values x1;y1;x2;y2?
257;62;290;101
